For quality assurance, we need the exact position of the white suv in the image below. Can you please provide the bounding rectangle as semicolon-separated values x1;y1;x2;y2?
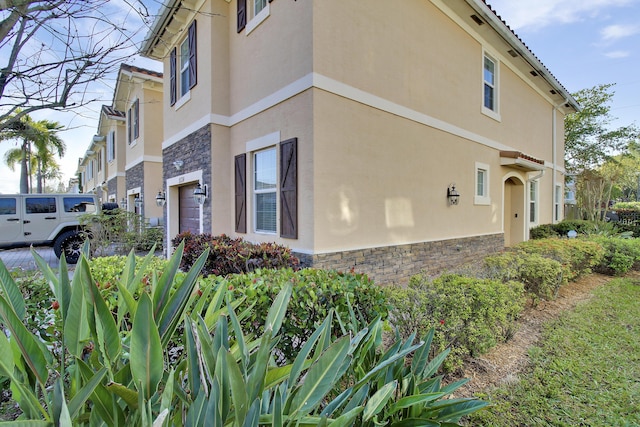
0;194;100;264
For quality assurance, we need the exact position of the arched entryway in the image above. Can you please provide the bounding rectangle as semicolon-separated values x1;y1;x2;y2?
503;175;525;246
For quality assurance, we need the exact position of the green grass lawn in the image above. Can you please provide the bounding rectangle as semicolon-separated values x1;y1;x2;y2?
467;277;640;427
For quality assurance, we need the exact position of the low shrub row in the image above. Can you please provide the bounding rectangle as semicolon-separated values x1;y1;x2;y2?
529;220;596;239
172;232;300;276
198;268;389;362
385;274;524;371
385;234;640;372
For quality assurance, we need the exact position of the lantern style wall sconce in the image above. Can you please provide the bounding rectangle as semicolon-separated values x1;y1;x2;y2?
193;183;207;205
156;190;166;207
134;195;143;209
120;198;127;210
173;160;183;171
447;184;460;205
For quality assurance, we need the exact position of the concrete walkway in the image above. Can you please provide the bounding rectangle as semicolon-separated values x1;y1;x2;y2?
0;247;61;271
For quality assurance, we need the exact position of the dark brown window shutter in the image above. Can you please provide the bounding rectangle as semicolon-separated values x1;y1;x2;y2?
235;153;247;233
188;20;197;89
237;0;246;32
280;138;297;239
169;47;176;106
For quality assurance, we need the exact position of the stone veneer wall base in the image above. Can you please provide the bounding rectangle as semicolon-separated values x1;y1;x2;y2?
295;233;504;285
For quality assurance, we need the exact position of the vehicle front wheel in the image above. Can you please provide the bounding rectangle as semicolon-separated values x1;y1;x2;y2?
53;231;85;264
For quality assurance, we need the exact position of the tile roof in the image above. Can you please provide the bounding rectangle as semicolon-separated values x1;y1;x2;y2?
101;105;125;120
120;63;163;79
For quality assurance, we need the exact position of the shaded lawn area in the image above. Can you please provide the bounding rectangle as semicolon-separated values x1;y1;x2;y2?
468;277;640;426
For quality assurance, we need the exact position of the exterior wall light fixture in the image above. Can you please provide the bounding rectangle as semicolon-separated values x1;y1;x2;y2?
194;183;207;205
156;190;166;207
134;195;143;209
173;160;184;170
447;184;460;205
120;198;127;210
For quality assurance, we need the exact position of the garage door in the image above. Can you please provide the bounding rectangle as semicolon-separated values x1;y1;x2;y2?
179;183;200;234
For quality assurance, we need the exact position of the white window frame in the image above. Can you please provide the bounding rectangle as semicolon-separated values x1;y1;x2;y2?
87;160;94;180
107;131;115;162
246;0;270;34
474;162;491;205
253;146;278;234
482;51;501;121
554;184;562;222
179;37;190;98
529;180;539;224
97;149;103;173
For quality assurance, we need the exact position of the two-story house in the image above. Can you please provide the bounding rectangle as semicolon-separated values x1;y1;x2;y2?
78;64;165;224
141;0;579;284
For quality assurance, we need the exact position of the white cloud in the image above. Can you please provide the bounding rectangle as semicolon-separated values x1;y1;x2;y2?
604;50;631;58
600;24;640;41
488;0;635;30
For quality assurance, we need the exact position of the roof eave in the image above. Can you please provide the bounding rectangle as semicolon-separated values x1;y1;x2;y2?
141;0;180;59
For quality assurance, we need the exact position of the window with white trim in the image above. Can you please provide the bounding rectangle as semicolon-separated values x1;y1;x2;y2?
529;180;538;224
246;0;270;34
107;131;115;162
555;184;562;221
179;38;190;98
97;148;103;173
474;162;490;205
482;53;500;120
253;147;277;233
87;160;94;180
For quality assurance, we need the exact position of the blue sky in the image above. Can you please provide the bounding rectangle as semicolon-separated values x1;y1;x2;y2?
1;0;639;193
488;0;640;129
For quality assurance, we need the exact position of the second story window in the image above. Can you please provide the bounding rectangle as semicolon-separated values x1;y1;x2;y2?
170;20;197;106
483;55;496;111
107;131;115;162
254;0;267;15
127;99;139;143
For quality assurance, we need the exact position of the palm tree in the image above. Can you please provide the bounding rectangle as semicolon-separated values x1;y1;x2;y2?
1;112;65;193
31;120;65;192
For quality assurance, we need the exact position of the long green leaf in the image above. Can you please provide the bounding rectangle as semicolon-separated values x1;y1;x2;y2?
77;359;125;426
289;314;330;387
131;293;164;399
389;418;440;427
0;326;15;376
432;398;489;421
0;293;48;387
363;380;397;422
288;335;351;416
52;378;72;427
388;393;446;415
80;257;121;365
226;349;248;425
226;296;248;371
64;273;88;358
354;341;423;389
421;348;451;380
320;387;352;417
67;367;108;421
105;381;139;410
152;241;184;319
242;398;260;427
185;318;202;399
203;280;228;328
157;247;209;346
0;258;25;320
411;329;434;378
264;284;292;337
327;406;364;427
247;327;272;403
0;421;54;426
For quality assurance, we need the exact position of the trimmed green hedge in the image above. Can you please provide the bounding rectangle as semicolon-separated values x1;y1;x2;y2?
198;268;390;362
386;274;524;371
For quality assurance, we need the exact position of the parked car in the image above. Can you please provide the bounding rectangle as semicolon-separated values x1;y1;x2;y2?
0;194;107;263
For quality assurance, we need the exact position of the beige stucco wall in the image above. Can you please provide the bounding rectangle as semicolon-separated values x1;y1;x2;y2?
226;89;314;252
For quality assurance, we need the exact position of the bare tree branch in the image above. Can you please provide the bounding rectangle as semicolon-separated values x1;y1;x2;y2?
0;0;150;131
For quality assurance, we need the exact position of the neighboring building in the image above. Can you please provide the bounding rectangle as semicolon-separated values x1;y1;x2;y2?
77;64;164;224
141;0;579;284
